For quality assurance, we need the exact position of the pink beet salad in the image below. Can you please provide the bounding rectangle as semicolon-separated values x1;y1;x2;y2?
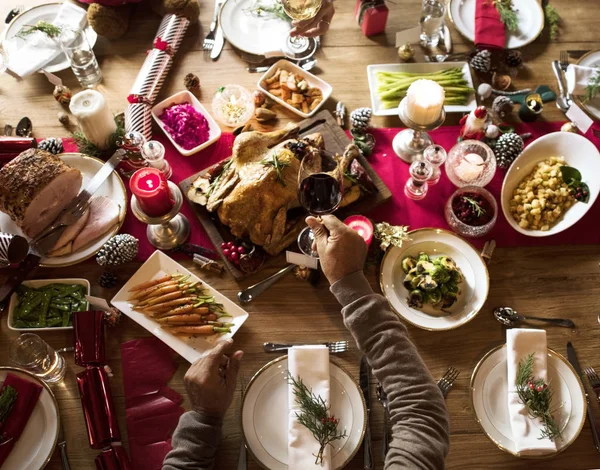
159;103;210;150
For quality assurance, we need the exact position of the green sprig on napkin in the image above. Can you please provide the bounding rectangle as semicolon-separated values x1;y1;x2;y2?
494;0;518;32
584;68;600;103
17;21;62;40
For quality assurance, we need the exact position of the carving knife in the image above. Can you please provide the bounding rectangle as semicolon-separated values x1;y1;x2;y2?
567;341;600;452
360;356;373;470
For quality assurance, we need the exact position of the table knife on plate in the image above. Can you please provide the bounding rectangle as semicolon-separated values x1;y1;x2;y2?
57;421;71;470
0;149;126;309
567;341;600;452
360;356;373;470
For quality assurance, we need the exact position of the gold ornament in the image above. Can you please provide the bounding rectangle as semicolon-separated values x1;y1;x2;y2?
397;42;415;62
53;85;72;105
561;122;579;133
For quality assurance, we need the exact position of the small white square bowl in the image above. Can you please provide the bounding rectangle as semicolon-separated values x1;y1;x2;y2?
8;278;91;331
152;90;222;157
258;59;332;118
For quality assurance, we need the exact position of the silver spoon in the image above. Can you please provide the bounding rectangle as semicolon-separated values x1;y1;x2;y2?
247;58;317;74
493;306;575;328
237;264;295;303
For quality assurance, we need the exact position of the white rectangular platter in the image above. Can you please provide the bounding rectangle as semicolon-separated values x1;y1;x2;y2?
111;250;249;363
367;62;477;116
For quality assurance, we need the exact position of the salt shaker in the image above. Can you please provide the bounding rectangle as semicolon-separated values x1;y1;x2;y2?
142;141;172;179
424;144;447;185
405;160;433;200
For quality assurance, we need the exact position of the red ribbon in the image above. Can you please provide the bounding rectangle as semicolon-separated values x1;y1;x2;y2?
153;37;173;55
127;94;150;105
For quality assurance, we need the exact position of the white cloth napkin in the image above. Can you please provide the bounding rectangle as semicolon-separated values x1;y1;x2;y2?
6;2;87;78
566;64;599;97
288;345;331;470
506;328;557;456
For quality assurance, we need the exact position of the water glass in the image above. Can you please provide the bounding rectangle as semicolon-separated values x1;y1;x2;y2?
420;0;446;48
60;29;102;88
9;333;66;383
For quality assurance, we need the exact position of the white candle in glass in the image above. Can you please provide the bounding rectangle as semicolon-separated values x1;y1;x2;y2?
455;152;484;182
404;79;445;126
69;90;116;149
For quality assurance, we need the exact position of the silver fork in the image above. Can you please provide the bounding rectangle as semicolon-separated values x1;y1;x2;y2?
237;375;248;470
202;1;221;51
585;367;600;387
263;341;349;354
559;50;570;73
437;367;459;398
376;383;390;460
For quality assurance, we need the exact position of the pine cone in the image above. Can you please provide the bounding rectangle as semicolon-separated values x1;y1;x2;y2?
184;73;200;91
38;138;64;155
53;85;72;105
470;49;492;74
495;132;524;169
96;234;139;267
57;112;70;126
492;95;514;119
505;50;523;68
350;107;372;129
98;271;119;288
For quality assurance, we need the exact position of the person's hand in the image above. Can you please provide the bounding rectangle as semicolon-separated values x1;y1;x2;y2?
306;215;367;285
184;339;244;418
290;0;335;38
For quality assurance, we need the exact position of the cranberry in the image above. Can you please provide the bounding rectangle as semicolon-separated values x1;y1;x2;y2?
222;248;230;257
226;241;234;249
230;251;240;262
237;246;246;254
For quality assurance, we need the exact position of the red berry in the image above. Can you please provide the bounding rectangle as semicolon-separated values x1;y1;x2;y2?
237;246;246;254
226;242;234;249
230;251;240;262
220;242;227;250
528;382;535;390
222;248;230;257
536;385;543;392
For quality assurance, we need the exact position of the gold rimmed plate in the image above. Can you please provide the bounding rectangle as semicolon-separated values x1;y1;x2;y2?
379;228;489;331
241;355;366;470
470;344;586;458
0;153;127;267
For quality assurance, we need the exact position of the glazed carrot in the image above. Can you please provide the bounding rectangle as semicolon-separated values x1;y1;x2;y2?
141;296;200;312
136;291;182;308
128;280;179;301
156;314;209;324
167;325;218;335
128;275;173;292
153;304;195;318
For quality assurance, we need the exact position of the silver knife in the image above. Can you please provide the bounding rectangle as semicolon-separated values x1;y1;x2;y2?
567;342;600;452
360;356;373;470
210;4;225;61
57;421;71;470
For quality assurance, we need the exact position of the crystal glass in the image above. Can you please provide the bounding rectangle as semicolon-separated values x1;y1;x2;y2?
9;333;66;383
420;0;446;48
280;0;322;58
405;160;433;200
59;29;102;88
445;186;497;238
424;144;447;185
445;140;496;188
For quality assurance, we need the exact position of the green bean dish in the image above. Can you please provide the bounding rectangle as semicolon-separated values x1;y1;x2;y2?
13;284;88;328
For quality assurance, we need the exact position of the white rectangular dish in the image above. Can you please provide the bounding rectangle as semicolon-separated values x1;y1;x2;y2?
152;90;222;157
7;279;90;331
367;62;477;116
258;59;332;118
111;250;249;363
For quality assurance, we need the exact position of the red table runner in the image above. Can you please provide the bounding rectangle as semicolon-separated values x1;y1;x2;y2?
60;120;600;260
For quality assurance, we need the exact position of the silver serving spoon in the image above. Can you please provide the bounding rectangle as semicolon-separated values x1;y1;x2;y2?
493;306;575;328
237;264;295;303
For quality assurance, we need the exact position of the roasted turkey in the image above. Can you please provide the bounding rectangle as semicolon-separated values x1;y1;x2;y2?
188;124;364;255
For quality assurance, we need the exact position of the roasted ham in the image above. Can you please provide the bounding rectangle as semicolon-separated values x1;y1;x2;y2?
0;149;82;238
72;196;120;253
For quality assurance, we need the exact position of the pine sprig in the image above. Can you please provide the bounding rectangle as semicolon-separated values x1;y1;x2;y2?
463;196;486;217
72;116;125;159
245;0;290;22
544;4;561;40
584;68;600;104
289;375;347;465
261;152;290;187
17;21;62;39
494;0;519;32
0;385;18;425
516;354;561;441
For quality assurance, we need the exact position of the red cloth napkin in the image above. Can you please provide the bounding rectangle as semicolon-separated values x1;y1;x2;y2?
0;373;43;467
474;0;506;50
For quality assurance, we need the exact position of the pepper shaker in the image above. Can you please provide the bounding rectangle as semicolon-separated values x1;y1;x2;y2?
405;160;433;200
424;144;447;185
142;141;172;179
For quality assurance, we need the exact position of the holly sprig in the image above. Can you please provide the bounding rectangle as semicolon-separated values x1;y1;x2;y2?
261;152;290;187
289;375;347;465
494;0;519;32
516;354;561;441
560;165;590;203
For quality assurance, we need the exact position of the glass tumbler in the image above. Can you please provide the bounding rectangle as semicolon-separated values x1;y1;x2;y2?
59;29;102;88
9;333;66;383
445;140;496;188
419;0;446;48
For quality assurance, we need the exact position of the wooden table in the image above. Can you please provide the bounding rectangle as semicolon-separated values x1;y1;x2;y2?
1;1;600;469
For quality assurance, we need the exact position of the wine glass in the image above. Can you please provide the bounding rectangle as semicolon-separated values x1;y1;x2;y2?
297;150;344;257
280;0;322;58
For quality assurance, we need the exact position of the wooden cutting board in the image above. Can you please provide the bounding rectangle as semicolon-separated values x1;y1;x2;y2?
179;110;392;279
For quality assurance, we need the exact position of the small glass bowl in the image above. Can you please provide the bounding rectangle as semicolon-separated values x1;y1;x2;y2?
445;140;496;188
445;186;497;238
211;84;255;127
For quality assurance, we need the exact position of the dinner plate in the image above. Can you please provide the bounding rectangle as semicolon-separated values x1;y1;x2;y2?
470;344;586;458
448;0;544;49
220;0;291;56
0;153;127;267
576;49;600;120
379;228;489;331
242;356;366;470
0;367;60;470
366;62;476;117
111;250;249;363
3;3;98;74
500;132;600;237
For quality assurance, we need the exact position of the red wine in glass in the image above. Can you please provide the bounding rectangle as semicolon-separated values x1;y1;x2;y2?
298;173;343;215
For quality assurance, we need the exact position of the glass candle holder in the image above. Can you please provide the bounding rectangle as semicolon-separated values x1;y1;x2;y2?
445;186;497;238
424;144;447;185
405;160;433;200
445;140;496;188
59;29;102;88
518;93;543;122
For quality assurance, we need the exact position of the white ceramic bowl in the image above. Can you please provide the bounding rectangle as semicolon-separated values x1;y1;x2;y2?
152;90;222;157
501;132;600;237
258;59;332;118
8;279;91;331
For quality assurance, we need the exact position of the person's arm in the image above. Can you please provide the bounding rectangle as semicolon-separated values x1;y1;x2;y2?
307;216;450;470
163;340;244;470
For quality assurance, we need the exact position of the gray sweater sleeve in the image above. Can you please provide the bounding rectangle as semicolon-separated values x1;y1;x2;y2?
330;271;450;470
162;411;223;470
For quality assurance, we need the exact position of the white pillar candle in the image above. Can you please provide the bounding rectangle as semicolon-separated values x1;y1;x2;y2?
404;79;445;126
455;152;484;182
69;90;117;149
